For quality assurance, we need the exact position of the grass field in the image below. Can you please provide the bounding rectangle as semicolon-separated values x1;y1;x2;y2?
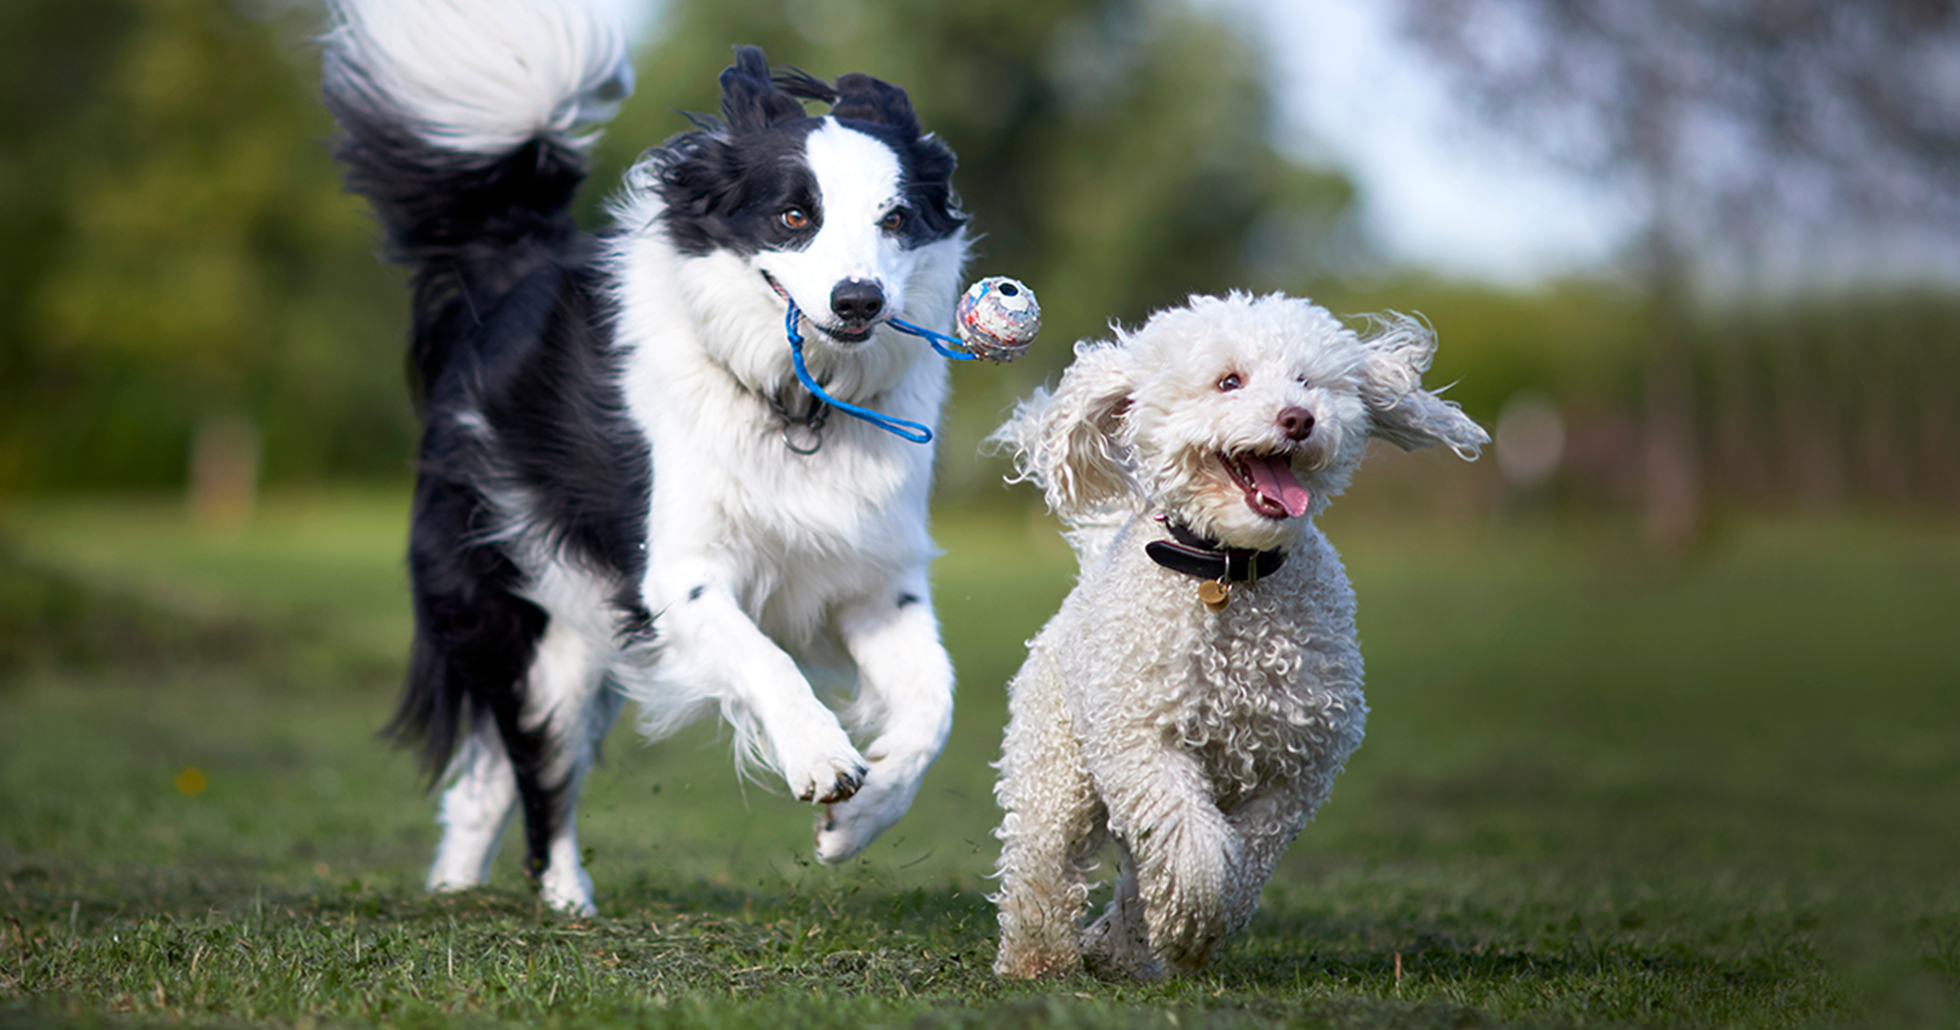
2;490;1956;1028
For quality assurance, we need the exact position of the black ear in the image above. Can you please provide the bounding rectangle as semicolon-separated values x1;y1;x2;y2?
774;66;837;105
776;67;922;139
829;73;922;137
720;46;806;132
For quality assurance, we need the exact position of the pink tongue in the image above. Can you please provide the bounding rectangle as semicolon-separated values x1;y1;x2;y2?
1244;455;1312;518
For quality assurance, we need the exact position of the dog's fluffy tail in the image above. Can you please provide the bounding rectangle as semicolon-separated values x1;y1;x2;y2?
321;0;633;399
323;0;633;779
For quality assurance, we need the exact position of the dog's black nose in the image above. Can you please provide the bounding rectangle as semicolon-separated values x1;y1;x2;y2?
830;279;885;323
1279;406;1315;441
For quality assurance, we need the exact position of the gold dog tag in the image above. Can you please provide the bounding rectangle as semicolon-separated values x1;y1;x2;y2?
1198;579;1230;611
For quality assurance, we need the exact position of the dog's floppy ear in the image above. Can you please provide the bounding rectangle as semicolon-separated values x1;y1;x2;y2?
990;342;1140;517
720;46;806;132
777;69;924;140
827;74;923;137
1355;313;1490;459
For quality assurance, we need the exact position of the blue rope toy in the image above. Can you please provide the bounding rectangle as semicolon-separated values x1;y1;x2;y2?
783;299;975;444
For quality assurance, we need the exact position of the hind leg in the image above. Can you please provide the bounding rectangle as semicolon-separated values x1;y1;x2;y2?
428;720;518;892
496;615;618;915
420;602;616;915
1081;838;1158;978
404;467;623;913
406;500;546;901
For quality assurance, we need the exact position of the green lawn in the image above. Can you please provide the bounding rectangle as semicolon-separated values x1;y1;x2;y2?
1;491;1955;1028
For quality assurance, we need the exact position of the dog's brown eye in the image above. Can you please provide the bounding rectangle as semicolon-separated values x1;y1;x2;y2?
781;208;810;230
1217;373;1243;392
880;208;907;231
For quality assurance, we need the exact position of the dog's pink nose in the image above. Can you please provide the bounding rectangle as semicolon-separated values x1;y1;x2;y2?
1278;406;1315;441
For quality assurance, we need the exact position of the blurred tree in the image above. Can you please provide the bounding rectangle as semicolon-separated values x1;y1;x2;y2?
0;0;411;500
0;0;135;490
1396;0;1960;546
596;0;1355;487
1;0;1355;503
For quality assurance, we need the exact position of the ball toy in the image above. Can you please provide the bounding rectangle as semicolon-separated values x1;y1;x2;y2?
954;277;1040;362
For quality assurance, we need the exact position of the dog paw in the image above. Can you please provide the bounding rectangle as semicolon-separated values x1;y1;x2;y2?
812;802;866;864
993;946;1081;979
771;717;869;804
427;870;479;894
810;753;928;863
792;756;869;804
538;862;597;918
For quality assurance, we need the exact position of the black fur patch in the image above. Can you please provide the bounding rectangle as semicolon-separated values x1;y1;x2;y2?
328;41;651;836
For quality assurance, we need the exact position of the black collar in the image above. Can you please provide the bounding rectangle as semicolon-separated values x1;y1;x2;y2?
1144;519;1287;585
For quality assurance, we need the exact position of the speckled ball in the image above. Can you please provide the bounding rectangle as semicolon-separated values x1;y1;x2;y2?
954;277;1040;362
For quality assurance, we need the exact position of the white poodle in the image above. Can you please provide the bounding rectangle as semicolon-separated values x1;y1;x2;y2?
987;292;1487;979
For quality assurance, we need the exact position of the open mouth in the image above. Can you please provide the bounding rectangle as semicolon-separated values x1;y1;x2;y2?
1221;451;1312;520
762;272;877;344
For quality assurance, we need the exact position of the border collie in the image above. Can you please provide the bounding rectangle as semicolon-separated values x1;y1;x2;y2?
322;0;970;914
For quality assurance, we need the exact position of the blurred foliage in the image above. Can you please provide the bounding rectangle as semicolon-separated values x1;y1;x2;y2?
0;0;1954;520
1686;289;1960;512
1399;0;1960;273
1311;277;1649;418
1395;0;1960;541
1;0;1357;499
0;0;412;493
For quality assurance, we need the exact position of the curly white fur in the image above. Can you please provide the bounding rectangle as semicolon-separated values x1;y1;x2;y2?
988;292;1487;978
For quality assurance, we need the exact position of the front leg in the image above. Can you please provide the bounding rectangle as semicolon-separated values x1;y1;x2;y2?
643;570;867;804
1087;737;1240;976
812;579;957;863
1214;791;1311;943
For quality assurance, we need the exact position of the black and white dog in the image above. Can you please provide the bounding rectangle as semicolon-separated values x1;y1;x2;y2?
322;0;970;913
